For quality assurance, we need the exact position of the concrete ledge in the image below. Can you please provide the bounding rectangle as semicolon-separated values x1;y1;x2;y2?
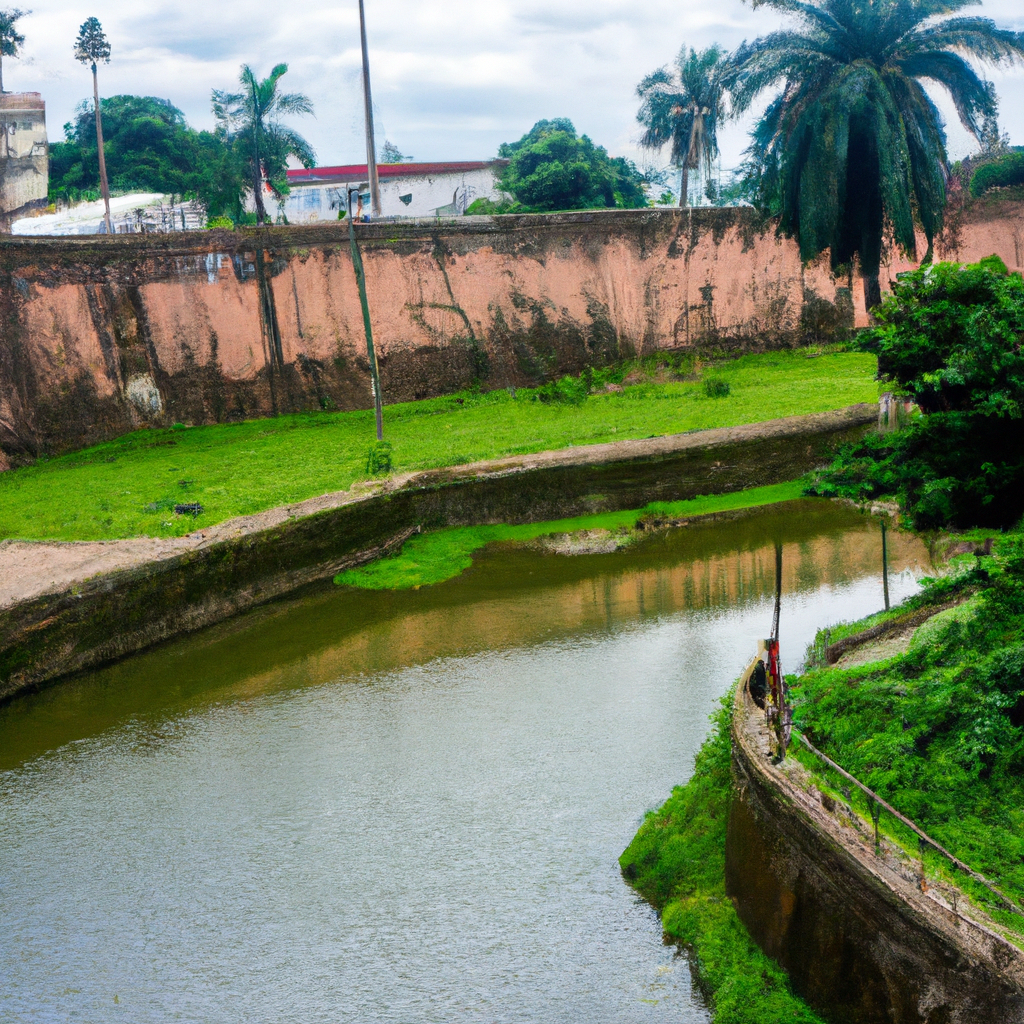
727;671;1024;1023
0;405;873;704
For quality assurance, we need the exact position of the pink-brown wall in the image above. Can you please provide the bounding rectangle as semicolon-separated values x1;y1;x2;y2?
1;202;1021;467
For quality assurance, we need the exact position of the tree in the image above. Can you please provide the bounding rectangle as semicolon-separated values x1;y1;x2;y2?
380;139;411;163
212;63;314;225
730;0;1024;309
0;7;27;94
73;17;112;234
498;119;648;211
813;256;1024;527
636;45;731;208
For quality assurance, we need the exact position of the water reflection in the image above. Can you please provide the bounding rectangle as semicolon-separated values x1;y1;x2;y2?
0;500;930;1023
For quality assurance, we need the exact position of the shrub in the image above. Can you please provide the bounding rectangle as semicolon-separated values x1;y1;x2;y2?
365;440;393;475
206;215;234;229
704;378;731;398
969;151;1024;197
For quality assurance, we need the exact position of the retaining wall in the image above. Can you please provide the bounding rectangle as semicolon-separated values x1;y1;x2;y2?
1;201;1021;467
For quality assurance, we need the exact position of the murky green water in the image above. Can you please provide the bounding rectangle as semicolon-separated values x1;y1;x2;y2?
0;501;930;1023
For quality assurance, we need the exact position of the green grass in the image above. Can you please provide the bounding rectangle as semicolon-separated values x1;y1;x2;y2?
791;538;1024;927
335;481;807;590
0;350;877;542
620;697;825;1024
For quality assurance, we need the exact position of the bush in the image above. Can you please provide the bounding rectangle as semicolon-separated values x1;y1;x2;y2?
365;440;393;475
704;378;731;398
812;256;1024;528
206;215;234;229
969;151;1024;197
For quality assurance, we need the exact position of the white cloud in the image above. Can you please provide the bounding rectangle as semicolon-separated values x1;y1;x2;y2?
5;0;1023;169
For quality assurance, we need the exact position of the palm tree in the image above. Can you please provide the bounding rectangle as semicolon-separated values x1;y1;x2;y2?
0;8;27;94
212;64;315;225
73;17;112;234
731;0;1024;308
636;45;731;207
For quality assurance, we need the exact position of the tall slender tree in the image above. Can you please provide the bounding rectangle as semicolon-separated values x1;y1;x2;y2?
0;8;27;94
73;17;112;234
730;0;1024;308
212;64;314;225
636;45;731;207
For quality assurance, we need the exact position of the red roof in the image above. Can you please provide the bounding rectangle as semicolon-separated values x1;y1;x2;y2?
287;161;499;184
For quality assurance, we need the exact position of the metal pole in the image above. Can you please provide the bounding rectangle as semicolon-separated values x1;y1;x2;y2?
348;189;384;439
357;0;381;217
881;518;890;611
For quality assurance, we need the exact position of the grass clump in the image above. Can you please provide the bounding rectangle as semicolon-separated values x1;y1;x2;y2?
335;481;806;590
620;698;824;1024
0;350;876;542
792;536;1024;919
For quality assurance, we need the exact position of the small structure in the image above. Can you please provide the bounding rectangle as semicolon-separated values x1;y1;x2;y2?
283;160;507;222
0;92;48;231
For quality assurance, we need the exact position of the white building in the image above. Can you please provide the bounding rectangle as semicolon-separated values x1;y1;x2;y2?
282;160;507;222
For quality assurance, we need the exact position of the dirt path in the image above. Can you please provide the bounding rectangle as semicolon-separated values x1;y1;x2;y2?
0;404;873;611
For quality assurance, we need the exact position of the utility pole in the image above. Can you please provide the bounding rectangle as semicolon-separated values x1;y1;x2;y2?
357;0;381;217
348;188;384;439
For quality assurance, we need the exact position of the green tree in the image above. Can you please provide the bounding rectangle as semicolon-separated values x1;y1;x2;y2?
730;0;1024;309
636;45;731;208
212;63;314;225
73;17;112;234
497;119;647;211
0;7;27;94
813;256;1024;528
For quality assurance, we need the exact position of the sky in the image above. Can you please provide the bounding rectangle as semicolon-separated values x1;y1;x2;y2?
8;0;1024;174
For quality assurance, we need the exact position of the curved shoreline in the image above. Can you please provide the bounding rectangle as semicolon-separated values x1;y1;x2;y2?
0;404;874;704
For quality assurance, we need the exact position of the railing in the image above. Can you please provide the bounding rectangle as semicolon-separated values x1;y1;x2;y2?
794;726;1024;923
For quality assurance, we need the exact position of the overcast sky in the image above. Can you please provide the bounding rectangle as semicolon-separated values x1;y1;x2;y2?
9;0;1024;173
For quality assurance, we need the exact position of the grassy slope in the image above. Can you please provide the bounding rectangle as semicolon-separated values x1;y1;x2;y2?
792;542;1024;929
335;481;806;590
0;351;876;542
620;699;825;1024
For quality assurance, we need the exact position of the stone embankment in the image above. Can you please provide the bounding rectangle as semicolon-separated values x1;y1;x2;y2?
1;200;1021;466
726;664;1024;1024
0;405;873;704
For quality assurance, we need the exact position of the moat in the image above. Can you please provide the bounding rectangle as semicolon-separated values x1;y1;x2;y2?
0;501;929;1023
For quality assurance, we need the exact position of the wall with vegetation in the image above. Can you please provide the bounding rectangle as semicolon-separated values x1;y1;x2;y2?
0;202;1020;467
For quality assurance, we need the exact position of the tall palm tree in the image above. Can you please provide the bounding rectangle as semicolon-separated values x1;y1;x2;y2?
0;8;27;94
636;45;731;207
731;0;1024;308
73;17;112;235
212;64;315;225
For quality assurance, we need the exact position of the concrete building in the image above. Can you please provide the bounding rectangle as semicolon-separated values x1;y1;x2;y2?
282;160;506;222
0;92;47;231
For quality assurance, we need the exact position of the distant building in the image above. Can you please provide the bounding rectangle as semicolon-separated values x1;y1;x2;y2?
0;92;47;231
282;160;507;222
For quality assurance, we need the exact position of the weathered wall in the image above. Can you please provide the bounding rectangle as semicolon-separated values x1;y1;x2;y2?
726;681;1024;1024
0;202;1021;467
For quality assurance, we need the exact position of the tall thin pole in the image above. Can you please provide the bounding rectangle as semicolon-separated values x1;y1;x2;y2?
92;63;112;234
881;519;890;611
357;0;381;217
348;189;384;439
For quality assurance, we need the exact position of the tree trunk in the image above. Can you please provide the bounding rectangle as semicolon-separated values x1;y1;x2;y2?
863;273;882;313
678;165;689;209
1;55;5;95
92;65;112;235
252;162;267;224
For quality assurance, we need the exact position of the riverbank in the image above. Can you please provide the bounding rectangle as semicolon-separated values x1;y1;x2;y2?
0;404;874;703
0;350;875;542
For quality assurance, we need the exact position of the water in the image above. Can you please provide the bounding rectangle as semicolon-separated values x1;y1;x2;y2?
0;501;930;1023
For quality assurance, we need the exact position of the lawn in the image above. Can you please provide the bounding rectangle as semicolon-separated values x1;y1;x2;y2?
0;350;877;542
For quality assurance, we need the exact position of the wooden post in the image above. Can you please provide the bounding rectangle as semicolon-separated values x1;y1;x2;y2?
357;0;381;217
348;189;383;439
881;518;890;611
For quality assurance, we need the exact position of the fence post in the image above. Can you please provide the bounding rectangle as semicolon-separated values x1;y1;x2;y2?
919;836;928;892
870;799;882;855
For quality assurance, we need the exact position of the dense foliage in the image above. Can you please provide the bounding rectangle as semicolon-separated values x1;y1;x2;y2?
619;699;824;1024
636;45;731;207
794;543;1024;909
49;95;245;216
730;0;1024;307
970;149;1024;197
812;256;1024;528
495;119;648;211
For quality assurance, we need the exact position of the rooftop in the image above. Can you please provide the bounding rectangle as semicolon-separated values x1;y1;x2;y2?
287;160;504;185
